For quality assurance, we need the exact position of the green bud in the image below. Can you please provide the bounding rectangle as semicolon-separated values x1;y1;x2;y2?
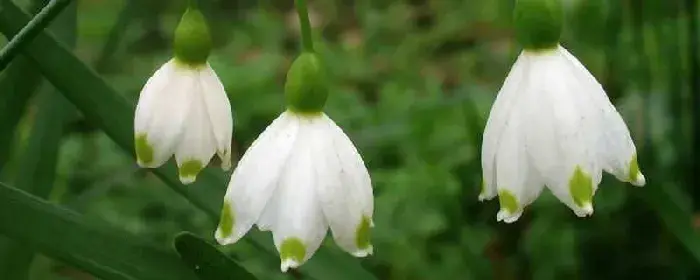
284;52;329;114
514;0;563;51
173;7;212;66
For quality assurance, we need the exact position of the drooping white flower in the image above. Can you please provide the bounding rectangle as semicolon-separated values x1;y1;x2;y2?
133;6;233;184
480;45;646;223
134;59;233;184
215;111;374;272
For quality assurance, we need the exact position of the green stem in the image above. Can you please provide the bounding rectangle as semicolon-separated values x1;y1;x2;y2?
94;0;136;72
295;0;314;52
0;0;73;72
189;0;198;9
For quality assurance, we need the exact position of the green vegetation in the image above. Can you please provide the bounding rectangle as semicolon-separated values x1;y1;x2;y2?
0;0;698;279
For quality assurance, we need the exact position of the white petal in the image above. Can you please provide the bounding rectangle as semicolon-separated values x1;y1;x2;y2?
481;53;529;201
199;64;234;171
523;49;602;217
215;111;300;245
268;117;327;272
174;75;218;184
558;47;645;186
493;103;544;223
315;114;374;257
134;59;191;168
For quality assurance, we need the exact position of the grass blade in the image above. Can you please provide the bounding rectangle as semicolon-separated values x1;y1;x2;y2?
0;182;198;280
0;0;73;71
0;57;42;173
640;186;700;262
174;232;258;280
0;0;78;277
94;0;135;72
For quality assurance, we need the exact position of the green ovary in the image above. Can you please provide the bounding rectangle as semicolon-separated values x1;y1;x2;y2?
513;0;563;51
280;238;306;263
498;190;519;214
173;8;212;66
135;134;154;165
284;52;329;114
569;166;593;207
355;215;372;250
217;201;235;238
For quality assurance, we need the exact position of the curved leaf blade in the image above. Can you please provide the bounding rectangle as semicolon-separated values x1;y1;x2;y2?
0;183;198;280
174;232;258;280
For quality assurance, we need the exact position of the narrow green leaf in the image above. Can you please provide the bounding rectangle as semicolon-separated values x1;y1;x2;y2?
0;182;198;280
640;186;700;262
174;232;258;280
0;0;74;71
94;0;135;72
0;3;378;279
0;1;78;277
0;0;51;174
0;58;42;173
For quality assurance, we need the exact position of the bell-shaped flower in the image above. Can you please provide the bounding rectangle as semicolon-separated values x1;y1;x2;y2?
215;53;374;272
133;6;233;184
479;0;645;223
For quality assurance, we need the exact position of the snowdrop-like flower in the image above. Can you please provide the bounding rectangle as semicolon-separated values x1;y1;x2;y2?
134;6;232;184
215;53;374;272
479;0;645;222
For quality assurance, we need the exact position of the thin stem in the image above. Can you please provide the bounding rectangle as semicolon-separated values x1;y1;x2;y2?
0;0;73;72
189;0;199;9
295;0;314;52
687;0;700;209
94;0;135;72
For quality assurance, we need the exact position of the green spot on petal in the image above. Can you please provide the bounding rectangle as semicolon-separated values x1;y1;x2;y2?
280;238;306;263
498;190;519;214
178;160;204;183
628;154;640;183
218;201;234;238
479;178;486;196
569;166;593;207
355;215;372;250
135;134;153;165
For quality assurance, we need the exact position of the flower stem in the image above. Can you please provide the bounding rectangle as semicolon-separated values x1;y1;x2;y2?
189;0;198;9
295;0;314;52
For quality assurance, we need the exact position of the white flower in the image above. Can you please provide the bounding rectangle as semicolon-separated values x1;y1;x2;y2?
134;59;233;184
480;45;646;223
214;111;374;272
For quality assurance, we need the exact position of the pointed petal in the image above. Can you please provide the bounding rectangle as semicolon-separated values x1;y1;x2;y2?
558;47;645;186
523;50;602;217
481;53;529;201
494;104;544;223
268;118;327;272
215;112;300;245
315;114;374;257
174;77;218;184
134;59;191;168
199;64;234;171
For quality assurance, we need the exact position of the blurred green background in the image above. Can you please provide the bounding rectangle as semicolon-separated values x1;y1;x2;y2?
0;0;699;279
